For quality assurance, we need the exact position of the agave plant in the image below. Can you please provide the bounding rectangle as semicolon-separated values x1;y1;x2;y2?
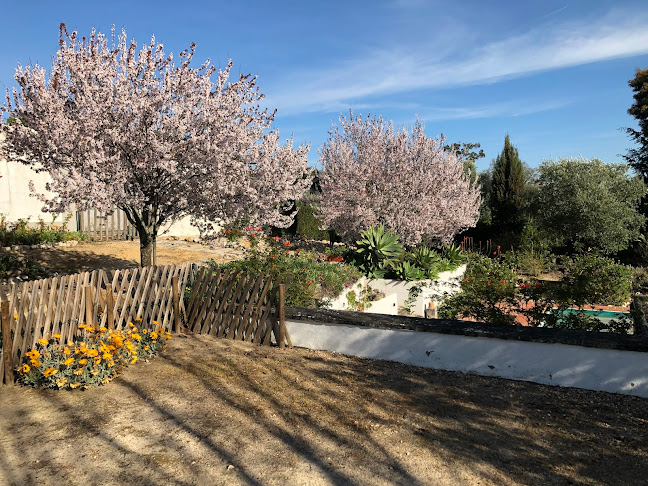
355;225;404;278
392;261;426;281
412;246;442;270
444;244;466;266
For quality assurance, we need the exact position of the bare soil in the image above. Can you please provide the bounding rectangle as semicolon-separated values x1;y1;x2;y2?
13;238;244;275
1;335;647;486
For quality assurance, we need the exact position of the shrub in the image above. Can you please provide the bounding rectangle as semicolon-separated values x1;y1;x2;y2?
17;323;171;390
0;214;87;247
212;250;362;308
439;255;517;325
564;253;633;306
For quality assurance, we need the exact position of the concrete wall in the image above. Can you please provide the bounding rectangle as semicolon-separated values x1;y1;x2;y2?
0;158;202;237
286;319;648;398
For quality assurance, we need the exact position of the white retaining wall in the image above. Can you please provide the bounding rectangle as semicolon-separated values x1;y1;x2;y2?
286;320;648;398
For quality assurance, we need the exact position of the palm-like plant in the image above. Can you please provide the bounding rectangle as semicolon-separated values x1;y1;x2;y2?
355;225;404;278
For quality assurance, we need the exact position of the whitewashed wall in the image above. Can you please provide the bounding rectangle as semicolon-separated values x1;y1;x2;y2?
286;320;648;398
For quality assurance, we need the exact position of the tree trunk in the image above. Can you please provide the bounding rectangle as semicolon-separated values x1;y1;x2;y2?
138;227;154;267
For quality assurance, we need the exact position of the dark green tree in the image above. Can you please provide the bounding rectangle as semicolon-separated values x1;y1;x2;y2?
535;158;646;254
623;68;648;178
490;134;525;232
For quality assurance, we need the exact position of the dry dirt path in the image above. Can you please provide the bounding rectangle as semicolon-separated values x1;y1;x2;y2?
1;335;647;485
14;238;244;275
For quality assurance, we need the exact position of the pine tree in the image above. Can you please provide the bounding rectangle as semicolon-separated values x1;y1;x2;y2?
490;134;525;232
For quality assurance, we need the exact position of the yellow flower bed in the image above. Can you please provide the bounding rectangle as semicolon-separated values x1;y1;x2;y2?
17;323;171;390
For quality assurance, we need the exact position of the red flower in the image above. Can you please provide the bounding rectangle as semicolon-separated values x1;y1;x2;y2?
251;233;256;237
306;280;312;285
225;229;232;234
284;241;291;246
500;280;506;285
273;236;280;242
245;226;253;231
487;281;492;286
493;251;497;255
464;277;469;281
257;227;262;232
497;245;501;250
295;249;300;253
270;254;276;259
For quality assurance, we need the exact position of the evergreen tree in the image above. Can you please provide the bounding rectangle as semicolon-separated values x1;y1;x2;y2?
623;67;648;178
490;134;525;232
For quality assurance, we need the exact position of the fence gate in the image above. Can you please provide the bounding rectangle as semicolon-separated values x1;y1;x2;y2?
184;269;289;347
77;208;136;241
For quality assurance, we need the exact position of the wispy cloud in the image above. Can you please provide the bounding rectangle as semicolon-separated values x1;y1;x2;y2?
264;8;648;116
418;99;572;121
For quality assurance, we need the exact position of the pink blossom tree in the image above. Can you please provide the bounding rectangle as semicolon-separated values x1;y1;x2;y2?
1;24;310;266
318;113;480;246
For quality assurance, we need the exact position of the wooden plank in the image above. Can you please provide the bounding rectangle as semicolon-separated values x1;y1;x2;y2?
278;284;286;349
116;267;139;329
106;287;115;330
172;275;181;333
1;299;14;384
245;278;273;343
85;285;94;329
185;267;207;325
209;271;239;336
226;276;256;340
195;271;224;334
258;285;280;345
237;275;264;341
52;275;68;338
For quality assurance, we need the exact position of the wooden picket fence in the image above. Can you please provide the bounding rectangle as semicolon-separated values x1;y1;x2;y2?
0;264;288;385
77;208;136;241
185;268;289;347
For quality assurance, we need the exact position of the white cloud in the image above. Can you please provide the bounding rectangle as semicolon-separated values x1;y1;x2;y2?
264;8;648;115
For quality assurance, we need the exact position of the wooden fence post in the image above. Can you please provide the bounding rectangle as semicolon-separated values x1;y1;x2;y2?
1;299;14;385
172;275;181;333
278;284;286;349
106;288;115;330
85;285;95;329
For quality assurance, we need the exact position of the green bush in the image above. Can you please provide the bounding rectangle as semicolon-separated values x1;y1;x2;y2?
211;250;362;308
564;253;633;306
0;214;87;247
439;255;518;325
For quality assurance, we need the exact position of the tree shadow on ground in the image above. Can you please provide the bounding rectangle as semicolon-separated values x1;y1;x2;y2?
1;336;647;485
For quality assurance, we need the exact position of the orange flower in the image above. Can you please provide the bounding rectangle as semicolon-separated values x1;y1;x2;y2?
284;241;291;246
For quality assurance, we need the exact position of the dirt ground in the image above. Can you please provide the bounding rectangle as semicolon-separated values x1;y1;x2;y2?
15;238;244;275
1;335;647;486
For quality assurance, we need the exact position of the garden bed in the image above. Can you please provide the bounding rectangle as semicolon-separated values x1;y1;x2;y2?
0;335;647;485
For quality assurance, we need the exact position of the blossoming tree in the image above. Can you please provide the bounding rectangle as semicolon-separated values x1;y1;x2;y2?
1;24;310;266
318;113;480;246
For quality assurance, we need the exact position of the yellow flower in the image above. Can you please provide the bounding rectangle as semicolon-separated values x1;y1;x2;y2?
70;383;81;389
99;327;107;333
38;338;49;346
73;369;83;375
90;369;99;376
78;359;88;365
21;364;30;373
63;347;71;356
30;360;42;368
128;322;134;328
63;357;74;366
67;340;74;347
56;378;67;388
102;352;111;360
87;349;99;358
107;360;115;368
94;357;101;365
152;321;159;326
142;329;148;335
144;346;150;351
53;334;61;340
150;332;158;339
135;317;143;322
101;379;110;385
43;368;57;378
165;333;172;340
13;314;18;319
130;356;138;364
132;334;142;341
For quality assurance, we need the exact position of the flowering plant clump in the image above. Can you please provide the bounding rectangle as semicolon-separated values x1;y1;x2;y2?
17;323;171;390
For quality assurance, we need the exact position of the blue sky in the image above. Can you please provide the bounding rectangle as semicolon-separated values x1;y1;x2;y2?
1;0;648;171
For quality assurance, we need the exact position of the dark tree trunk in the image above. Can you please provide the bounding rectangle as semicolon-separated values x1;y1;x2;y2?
122;204;161;268
137;224;155;267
